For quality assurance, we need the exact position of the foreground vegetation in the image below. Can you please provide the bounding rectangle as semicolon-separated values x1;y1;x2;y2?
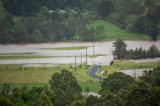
101;60;160;77
0;65;160;106
0;64;100;93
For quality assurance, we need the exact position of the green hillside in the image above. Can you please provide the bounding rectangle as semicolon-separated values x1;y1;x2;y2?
89;20;154;40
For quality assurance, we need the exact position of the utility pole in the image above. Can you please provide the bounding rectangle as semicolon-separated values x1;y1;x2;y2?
75;56;77;74
100;63;101;78
93;39;95;56
81;53;82;63
86;48;88;69
133;67;136;78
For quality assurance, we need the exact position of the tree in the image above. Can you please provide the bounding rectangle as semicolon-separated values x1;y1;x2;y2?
113;39;127;59
144;0;160;40
86;95;98;106
0;97;12;106
49;70;82;106
125;81;159;106
98;0;114;19
147;45;160;58
147;21;160;40
134;16;150;33
97;94;123;106
3;0;41;16
100;72;134;93
41;95;53;106
1;83;11;96
140;67;160;86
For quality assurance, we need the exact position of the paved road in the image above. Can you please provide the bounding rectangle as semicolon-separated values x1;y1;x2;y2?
87;65;104;81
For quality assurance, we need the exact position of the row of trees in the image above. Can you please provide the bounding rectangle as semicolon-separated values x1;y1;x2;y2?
1;67;160;106
113;39;160;60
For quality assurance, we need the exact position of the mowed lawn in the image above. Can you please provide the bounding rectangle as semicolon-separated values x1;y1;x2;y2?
89;20;156;40
0;65;101;92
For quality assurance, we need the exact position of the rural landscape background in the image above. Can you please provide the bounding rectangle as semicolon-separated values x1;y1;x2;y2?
0;0;160;106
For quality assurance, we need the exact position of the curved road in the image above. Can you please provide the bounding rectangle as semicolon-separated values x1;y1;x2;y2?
87;65;104;81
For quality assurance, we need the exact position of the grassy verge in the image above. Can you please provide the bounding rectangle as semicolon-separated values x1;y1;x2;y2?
0;56;56;59
100;60;160;77
41;46;88;50
0;55;104;59
0;64;101;93
0;52;35;55
88;20;160;40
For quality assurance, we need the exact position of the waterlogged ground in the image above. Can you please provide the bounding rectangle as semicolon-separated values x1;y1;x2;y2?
120;69;152;77
0;41;160;65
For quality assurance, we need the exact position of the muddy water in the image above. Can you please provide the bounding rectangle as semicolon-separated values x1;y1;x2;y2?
120;69;152;77
0;41;159;65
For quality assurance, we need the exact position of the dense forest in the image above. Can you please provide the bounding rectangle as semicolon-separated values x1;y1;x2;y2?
0;0;160;43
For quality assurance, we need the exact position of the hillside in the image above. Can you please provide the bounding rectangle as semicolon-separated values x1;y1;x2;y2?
89;20;155;40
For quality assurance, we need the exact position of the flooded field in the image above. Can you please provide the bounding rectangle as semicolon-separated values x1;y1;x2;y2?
0;41;160;65
120;69;152;77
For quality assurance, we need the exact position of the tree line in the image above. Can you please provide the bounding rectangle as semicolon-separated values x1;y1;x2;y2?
113;39;160;60
0;0;160;43
0;67;160;106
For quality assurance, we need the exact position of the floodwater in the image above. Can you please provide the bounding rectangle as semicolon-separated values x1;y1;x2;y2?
120;69;152;77
0;41;160;65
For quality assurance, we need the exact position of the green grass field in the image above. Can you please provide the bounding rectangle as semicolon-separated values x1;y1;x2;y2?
89;20;160;40
101;60;160;77
0;64;101;93
41;46;88;50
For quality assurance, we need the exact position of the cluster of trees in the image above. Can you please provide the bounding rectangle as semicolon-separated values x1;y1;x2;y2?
1;67;160;106
127;45;160;59
0;0;105;43
113;39;160;60
107;0;160;40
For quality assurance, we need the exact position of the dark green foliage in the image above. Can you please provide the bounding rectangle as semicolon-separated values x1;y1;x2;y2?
113;39;160;59
101;72;134;93
98;0;114;19
125;82;159;106
0;97;12;106
49;70;82;106
147;45;160;58
97;94;123;106
86;95;98;106
113;39;127;59
140;67;160;86
134;16;149;33
126;45;160;59
3;0;41;16
1;83;11;96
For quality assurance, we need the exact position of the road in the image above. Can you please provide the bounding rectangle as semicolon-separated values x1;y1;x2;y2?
87;65;104;81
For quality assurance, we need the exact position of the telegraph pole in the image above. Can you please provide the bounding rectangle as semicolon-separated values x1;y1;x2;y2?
133;67;136;78
75;56;77;74
93;39;95;56
86;48;88;69
100;63;101;78
81;53;82;63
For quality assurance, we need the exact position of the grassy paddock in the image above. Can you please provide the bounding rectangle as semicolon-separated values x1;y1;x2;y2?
0;64;101;92
88;20;158;40
101;60;160;77
41;46;88;50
